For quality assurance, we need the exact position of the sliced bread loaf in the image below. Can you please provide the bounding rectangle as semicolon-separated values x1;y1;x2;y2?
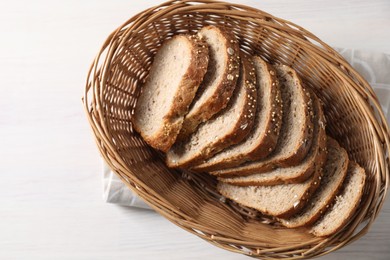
217;152;324;218
177;25;240;140
310;161;366;237
279;137;349;228
191;56;283;172
219;93;326;185
211;65;314;176
133;34;209;152
166;57;257;168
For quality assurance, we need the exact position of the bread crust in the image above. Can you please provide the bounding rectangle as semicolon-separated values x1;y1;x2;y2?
219;92;326;185
191;57;283;172
277;66;314;167
210;65;315;176
166;56;257;168
310;161;365;236
177;25;240;140
246;59;283;160
133;34;209;152
216;150;325;219
274;149;326;219
278;137;349;228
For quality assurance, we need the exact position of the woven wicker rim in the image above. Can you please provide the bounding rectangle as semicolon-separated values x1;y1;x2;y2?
83;1;390;259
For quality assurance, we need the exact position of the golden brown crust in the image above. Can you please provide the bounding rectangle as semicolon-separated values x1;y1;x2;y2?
210;162;275;177
292;139;349;227
245;59;283;161
191;58;283;172
277;67;314;167
177;26;240;140
219;92;326;185
275;143;326;219
215;132;328;218
259;117;328;219
311;161;365;236
165;56;257;168
211;56;257;155
210;67;315;176
216;150;325;219
323;162;365;236
133;34;209;152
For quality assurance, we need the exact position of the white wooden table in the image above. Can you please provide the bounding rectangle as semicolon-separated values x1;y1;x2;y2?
1;1;389;259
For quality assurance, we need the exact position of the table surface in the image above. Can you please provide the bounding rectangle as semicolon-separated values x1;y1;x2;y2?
1;1;389;259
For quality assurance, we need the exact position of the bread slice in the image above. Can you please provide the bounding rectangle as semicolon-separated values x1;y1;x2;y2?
310;161;366;237
177;25;240;140
279;137;349;228
133;34;209;152
166;57;257;168
211;65;314;176
217;152;325;218
219;93;326;185
191;57;283;172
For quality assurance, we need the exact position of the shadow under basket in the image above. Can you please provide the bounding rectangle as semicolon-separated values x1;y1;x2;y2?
83;0;390;258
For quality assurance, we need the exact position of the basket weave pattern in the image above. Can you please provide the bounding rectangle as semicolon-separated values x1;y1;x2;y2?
84;1;390;258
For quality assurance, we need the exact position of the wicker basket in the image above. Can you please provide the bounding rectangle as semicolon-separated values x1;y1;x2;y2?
83;0;390;258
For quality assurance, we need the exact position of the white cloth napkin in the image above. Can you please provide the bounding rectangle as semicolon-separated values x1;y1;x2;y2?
102;48;390;209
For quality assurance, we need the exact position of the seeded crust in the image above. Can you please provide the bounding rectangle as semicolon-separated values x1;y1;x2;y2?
217;144;326;218
279;137;349;228
219;93;326;185
133;35;209;152
211;65;314;176
191;57;283;172
310;161;366;237
166;57;257;168
177;25;240;140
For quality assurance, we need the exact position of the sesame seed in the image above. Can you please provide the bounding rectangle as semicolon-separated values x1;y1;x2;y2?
240;123;248;130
